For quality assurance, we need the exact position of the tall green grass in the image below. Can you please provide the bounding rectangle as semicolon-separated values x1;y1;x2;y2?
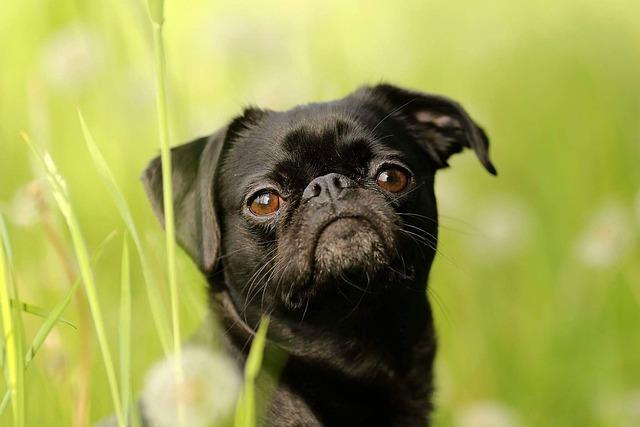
119;236;132;425
3;0;273;422
9;301;75;329
0;229;114;420
147;0;185;425
24;135;125;426
80;111;171;356
1;0;639;425
234;316;270;427
24;231;116;367
0;214;25;427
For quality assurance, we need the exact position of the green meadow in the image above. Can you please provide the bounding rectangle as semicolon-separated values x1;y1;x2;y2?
1;0;639;426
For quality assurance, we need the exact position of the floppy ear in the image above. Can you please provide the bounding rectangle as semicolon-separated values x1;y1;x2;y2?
365;83;497;175
141;127;226;274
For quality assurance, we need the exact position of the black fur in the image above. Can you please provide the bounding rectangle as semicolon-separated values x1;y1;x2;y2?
142;83;495;426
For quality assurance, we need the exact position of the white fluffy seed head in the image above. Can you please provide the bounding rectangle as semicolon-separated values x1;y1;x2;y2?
141;345;242;427
576;201;633;269
40;25;103;93
468;196;533;262
456;401;521;427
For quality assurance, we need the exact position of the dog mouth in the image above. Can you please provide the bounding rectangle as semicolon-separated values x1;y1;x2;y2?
276;202;401;309
313;215;377;248
310;215;389;282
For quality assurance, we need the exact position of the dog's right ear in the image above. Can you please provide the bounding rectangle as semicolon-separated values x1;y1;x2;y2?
141;128;226;275
142;107;268;275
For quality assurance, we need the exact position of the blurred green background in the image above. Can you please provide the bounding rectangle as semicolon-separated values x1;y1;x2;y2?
1;0;639;425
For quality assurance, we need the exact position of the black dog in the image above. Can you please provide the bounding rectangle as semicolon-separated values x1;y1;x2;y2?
141;83;496;426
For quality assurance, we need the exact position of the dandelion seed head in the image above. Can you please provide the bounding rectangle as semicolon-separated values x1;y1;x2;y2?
6;181;44;227
435;175;467;214
40;25;103;93
141;345;242;427
468;196;533;261
596;390;640;425
576;201;632;269
456;401;521;427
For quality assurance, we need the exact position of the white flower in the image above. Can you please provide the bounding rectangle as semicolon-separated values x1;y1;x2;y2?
5;180;47;227
40;25;103;93
576;202;633;269
596;390;640;425
467;196;533;261
41;329;69;382
120;71;155;115
43;328;63;351
142;345;242;427
435;174;467;215
456;401;521;427
192;11;286;60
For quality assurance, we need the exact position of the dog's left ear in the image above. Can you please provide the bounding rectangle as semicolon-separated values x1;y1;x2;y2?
141;127;226;275
365;84;497;175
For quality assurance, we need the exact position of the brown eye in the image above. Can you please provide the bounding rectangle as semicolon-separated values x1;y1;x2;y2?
249;191;282;216
376;167;410;193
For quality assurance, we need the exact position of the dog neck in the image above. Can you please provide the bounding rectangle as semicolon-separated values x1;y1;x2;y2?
210;274;436;425
212;273;435;376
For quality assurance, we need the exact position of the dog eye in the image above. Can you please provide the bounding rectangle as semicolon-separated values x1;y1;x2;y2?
248;190;282;216
376;167;410;193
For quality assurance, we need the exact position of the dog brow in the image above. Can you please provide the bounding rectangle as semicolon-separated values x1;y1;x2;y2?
282;127;315;151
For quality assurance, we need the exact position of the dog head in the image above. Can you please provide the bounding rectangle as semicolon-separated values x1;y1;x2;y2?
142;84;495;315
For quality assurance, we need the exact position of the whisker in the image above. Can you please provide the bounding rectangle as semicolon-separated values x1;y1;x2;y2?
391;181;427;203
260;255;288;311
242;248;278;312
399;228;437;250
397;212;437;223
251;263;278;312
338;272;376;294
372;98;417;132
369;133;395;145
398;212;481;236
399;227;463;272
401;222;438;242
299;296;311;324
339;279;370;321
426;285;452;326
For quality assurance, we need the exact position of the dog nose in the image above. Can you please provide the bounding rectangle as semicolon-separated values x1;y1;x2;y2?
302;173;354;202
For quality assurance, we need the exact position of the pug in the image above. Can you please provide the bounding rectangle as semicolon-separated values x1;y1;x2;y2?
140;83;496;427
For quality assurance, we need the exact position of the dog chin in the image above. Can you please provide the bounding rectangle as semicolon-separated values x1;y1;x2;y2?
313;217;388;277
280;218;383;302
278;217;394;310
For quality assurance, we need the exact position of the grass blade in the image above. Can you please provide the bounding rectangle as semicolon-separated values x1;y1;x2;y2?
0;230;116;414
235;316;270;427
23;133;125;426
80;110;171;355
120;234;132;424
146;0;164;26
0;392;10;416
25;230;116;366
0;213;26;427
146;0;185;424
9;300;76;329
0;215;13;269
